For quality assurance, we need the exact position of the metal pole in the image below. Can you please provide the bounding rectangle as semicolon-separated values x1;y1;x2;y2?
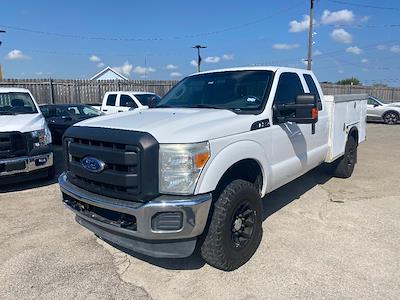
307;0;314;70
197;48;200;73
0;30;6;81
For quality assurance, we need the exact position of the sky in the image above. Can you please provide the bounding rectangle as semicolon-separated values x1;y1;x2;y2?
0;0;400;86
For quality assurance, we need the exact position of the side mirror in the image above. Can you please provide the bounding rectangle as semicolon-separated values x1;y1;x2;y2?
276;94;318;124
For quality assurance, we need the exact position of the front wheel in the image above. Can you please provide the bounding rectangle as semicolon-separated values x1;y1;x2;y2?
200;179;263;271
383;111;399;125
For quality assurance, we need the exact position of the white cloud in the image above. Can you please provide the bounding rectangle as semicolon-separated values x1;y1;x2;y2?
97;62;105;68
133;66;156;75
338;69;344;74
314;50;323;56
166;64;178;70
273;43;300;50
376;45;387;51
89;55;101;62
6;49;30;60
36;72;43;75
390;45;400;54
360;16;370;23
170;72;182;77
113;61;133;76
321;9;354;25
346;46;363;55
331;29;352;44
190;60;198;67
361;59;368;63
289;15;311;33
222;54;234;60
204;56;221;63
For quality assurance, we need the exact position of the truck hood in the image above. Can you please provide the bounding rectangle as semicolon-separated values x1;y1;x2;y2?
0;113;45;133
74;108;255;143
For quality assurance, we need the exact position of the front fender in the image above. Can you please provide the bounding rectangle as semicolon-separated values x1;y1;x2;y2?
195;140;271;197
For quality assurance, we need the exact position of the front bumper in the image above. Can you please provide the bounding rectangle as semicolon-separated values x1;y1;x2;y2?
0;152;53;177
59;173;212;258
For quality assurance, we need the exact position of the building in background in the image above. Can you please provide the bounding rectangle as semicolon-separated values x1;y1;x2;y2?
90;67;128;81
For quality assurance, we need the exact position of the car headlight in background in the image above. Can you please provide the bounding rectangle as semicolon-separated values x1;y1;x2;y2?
31;126;52;148
159;142;210;195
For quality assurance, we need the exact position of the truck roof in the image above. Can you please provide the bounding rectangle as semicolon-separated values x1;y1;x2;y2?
0;87;30;93
105;91;157;95
189;66;314;77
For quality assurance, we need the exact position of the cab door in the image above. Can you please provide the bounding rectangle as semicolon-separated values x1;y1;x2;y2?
269;72;325;190
117;94;138;113
101;93;118;114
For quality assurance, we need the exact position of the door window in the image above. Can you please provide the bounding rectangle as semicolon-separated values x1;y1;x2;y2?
120;95;138;108
273;72;304;122
106;94;117;106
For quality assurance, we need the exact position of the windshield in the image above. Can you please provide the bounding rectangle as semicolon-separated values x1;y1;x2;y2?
0;92;38;115
135;94;161;107
157;70;273;113
62;105;102;117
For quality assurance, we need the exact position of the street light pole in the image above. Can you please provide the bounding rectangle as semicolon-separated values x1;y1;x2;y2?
0;30;6;81
192;45;206;72
307;0;314;70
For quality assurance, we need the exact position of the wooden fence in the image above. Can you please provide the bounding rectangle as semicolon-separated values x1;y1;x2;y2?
0;79;178;105
0;79;399;104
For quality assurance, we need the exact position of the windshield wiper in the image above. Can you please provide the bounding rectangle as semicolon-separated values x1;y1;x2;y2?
186;104;225;109
0;111;17;115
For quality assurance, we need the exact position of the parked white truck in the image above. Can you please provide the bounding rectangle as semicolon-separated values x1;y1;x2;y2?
0;88;54;185
98;91;161;114
59;67;367;271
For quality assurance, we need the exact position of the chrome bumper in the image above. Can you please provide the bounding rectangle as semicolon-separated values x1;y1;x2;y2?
58;173;212;241
0;152;53;177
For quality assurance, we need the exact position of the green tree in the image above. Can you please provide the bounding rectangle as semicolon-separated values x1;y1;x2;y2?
336;77;362;86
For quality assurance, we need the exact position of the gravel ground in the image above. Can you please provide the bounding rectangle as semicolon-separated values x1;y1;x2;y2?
1;123;399;300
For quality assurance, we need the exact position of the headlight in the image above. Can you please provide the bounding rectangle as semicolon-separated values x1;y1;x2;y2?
31;126;52;148
159;142;210;195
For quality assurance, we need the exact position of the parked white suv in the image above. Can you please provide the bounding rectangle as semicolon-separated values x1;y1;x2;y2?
367;96;400;124
100;91;161;114
59;67;367;270
0;88;54;185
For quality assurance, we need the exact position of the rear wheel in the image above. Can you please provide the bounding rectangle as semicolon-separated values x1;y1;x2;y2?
383;111;399;125
200;179;263;271
331;135;357;178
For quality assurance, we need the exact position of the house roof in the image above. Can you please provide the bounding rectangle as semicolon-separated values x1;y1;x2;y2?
90;67;129;81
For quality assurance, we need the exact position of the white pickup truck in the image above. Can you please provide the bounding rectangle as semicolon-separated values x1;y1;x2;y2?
0;88;54;185
98;91;161;114
59;67;367;271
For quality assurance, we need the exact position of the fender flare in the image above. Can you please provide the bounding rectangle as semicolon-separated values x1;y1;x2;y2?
195;140;271;197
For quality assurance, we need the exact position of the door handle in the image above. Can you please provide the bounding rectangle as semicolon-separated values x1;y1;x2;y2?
103;109;108;112
118;110;123;112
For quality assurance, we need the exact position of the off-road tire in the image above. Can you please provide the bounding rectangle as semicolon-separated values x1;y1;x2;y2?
383;111;399;125
200;179;263;271
331;135;357;178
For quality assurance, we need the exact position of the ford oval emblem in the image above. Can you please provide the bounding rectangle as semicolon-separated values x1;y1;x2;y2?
81;156;105;173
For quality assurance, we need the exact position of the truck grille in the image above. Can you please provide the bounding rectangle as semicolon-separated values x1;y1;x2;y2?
0;132;27;159
63;127;159;202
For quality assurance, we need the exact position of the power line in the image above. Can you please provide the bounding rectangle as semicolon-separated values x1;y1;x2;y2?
0;2;303;42
328;0;400;11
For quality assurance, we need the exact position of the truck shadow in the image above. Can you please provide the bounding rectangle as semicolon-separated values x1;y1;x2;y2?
104;167;333;271
0;146;64;193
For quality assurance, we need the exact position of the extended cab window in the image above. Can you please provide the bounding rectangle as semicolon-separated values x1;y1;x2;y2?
273;72;304;121
106;94;117;106
303;74;323;110
120;95;138;108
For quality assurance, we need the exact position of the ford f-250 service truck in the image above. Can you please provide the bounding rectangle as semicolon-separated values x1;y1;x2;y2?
59;67;367;271
0;88;54;185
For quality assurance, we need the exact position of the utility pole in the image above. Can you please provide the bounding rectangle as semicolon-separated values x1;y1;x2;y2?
0;30;5;81
192;45;206;72
307;0;314;70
